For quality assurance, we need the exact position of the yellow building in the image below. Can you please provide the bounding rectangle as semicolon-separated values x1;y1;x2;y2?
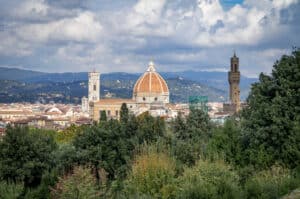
90;61;170;121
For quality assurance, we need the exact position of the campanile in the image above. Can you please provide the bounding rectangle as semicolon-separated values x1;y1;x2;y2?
228;52;240;112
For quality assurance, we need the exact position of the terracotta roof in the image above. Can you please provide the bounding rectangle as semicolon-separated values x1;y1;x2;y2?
0;110;32;115
94;99;135;105
133;62;169;94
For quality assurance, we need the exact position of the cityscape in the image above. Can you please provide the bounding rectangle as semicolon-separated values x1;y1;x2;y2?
0;53;243;132
0;0;299;198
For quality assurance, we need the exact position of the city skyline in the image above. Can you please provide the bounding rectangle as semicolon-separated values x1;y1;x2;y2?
0;0;299;77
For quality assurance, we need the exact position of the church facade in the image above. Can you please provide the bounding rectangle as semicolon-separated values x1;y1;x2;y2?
85;61;171;121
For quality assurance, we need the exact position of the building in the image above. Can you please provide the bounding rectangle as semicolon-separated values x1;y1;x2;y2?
189;96;208;113
81;71;100;113
90;61;171;121
224;52;241;113
81;96;89;113
88;71;100;102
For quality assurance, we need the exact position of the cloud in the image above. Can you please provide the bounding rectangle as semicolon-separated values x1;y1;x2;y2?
0;0;299;77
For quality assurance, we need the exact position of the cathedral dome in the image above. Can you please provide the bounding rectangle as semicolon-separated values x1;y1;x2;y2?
133;61;169;104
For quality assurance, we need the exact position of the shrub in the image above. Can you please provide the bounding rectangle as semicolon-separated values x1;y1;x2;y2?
50;166;100;199
176;159;241;199
0;181;23;199
244;165;300;199
124;149;176;199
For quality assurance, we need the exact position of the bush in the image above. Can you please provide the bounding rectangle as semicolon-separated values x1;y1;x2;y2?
176;159;241;199
0;181;23;199
50;166;100;199
244;165;300;199
124;148;176;199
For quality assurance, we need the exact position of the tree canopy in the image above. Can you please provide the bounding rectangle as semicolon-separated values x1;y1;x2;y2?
242;49;300;168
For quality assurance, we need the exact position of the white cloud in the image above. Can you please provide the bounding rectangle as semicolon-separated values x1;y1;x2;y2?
0;0;299;77
16;11;102;43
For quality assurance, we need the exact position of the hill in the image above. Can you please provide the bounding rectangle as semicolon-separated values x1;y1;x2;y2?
0;67;257;103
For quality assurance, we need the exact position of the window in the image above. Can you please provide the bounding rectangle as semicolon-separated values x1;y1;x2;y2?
93;85;96;91
107;110;111;116
143;97;146;101
115;110;119;116
154;97;158;101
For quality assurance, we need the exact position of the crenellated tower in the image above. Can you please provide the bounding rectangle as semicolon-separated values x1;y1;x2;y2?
228;52;240;112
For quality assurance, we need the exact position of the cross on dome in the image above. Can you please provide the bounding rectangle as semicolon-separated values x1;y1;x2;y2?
147;60;156;72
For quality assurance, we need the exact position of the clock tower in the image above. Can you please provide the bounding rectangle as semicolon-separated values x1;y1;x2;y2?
228;52;240;112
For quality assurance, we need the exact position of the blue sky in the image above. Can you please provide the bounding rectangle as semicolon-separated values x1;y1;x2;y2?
0;0;299;77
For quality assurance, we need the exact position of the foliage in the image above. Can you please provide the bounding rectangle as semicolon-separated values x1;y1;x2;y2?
208;119;243;165
100;110;107;122
171;109;212;166
244;165;300;199
23;169;58;199
0;126;57;188
124;148;176;199
241;49;300;168
74;120;132;180
54;144;78;174
50;166;100;199
120;103;129;123
54;124;83;144
176;159;241;199
136;112;166;144
0;181;23;199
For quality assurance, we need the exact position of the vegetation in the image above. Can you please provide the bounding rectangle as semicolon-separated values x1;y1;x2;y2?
0;49;299;198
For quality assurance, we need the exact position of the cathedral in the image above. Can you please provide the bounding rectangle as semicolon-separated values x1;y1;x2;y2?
83;61;171;121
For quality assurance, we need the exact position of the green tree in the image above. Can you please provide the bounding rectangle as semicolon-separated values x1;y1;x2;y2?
172;112;187;140
186;108;212;141
74;120;132;180
100;110;107;122
0;126;57;189
171;109;213;166
120;103;129;123
136;112;165;144
208;119;243;165
241;49;300;168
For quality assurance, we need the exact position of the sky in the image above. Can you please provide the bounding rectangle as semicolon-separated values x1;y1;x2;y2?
0;0;299;77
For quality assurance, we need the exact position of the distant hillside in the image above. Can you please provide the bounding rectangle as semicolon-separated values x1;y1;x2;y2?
0;67;45;81
0;67;257;102
0;77;226;104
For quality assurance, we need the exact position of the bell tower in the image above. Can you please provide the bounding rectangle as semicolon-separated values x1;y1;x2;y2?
228;52;240;112
88;71;100;102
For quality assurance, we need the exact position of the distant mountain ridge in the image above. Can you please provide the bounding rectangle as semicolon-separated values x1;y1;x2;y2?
0;67;258;103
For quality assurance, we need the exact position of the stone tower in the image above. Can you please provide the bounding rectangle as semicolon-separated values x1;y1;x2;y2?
228;52;240;112
88;71;100;102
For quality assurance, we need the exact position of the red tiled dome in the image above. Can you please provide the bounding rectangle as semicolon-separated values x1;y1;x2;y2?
133;61;169;95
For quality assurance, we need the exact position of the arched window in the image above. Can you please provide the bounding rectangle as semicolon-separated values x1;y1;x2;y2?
93;85;96;91
234;64;237;71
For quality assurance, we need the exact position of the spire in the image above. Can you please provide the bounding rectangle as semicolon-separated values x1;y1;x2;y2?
233;50;237;58
147;60;156;72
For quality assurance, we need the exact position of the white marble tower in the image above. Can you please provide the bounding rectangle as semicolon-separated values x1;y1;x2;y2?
88;71;100;102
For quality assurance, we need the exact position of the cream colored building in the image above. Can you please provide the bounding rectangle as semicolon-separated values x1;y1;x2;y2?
90;61;170;121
